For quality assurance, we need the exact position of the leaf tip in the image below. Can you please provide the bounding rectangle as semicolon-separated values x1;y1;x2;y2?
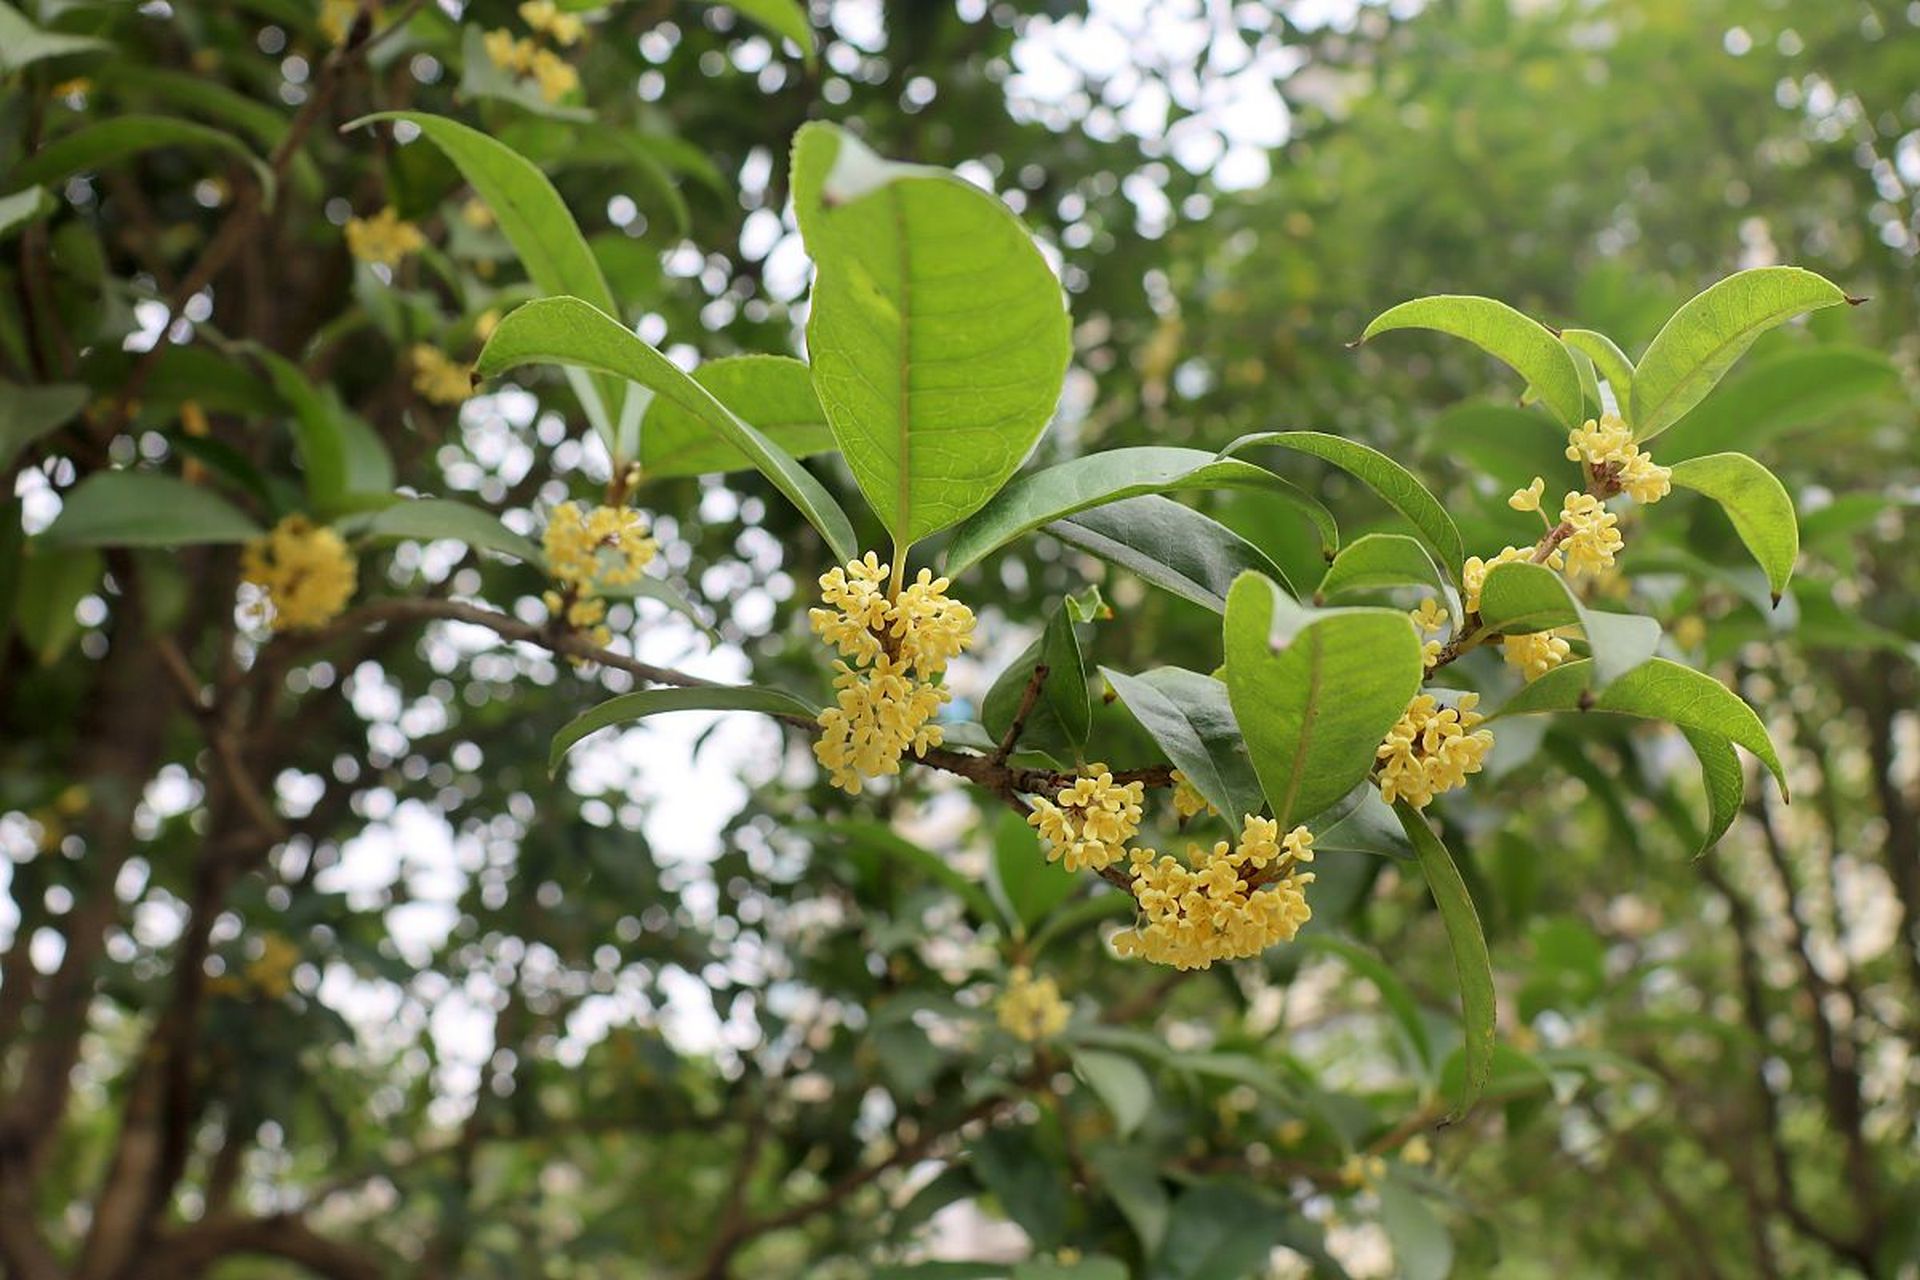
1769;590;1783;609
1576;689;1597;712
1844;294;1870;307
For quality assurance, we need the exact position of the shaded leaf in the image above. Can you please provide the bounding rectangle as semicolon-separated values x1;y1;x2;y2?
1101;665;1264;823
43;472;262;548
549;685;818;772
1394;801;1495;1120
1049;495;1296;611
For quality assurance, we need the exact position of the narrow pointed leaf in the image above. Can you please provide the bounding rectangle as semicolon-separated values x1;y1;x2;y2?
1668;452;1798;598
1049;496;1294;612
1630;267;1852;441
10;114;272;204
1394;801;1495;1120
1101;666;1265;823
721;0;816;66
1680;727;1745;855
364;497;541;563
550;685;819;772
1360;295;1584;430
641;355;833;477
1560;329;1634;408
0;2;109;70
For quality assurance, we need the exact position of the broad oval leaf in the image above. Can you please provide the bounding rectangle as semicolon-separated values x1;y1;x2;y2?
476;296;859;564
1360;294;1585;430
1560;328;1634;408
1668;452;1798;599
1629;266;1853;441
947;447;1331;576
43;471;262;548
1048;495;1295;612
364;498;541;563
1317;532;1444;604
988;808;1077;931
792;122;1070;547
1492;657;1786;795
1101;665;1265;823
1477;561;1660;689
1223;430;1465;575
550;684;820;773
641;354;832;477
1394;801;1495;1120
1222;573;1423;829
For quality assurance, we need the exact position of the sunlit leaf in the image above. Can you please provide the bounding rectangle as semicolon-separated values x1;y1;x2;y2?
1360;294;1585;430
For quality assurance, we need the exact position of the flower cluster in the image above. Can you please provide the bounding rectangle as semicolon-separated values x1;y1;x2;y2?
344;206;424;267
241;515;358;632
1027;764;1147;873
409;345;471;405
541;502;658;648
995;966;1070;1042
1170;769;1214;820
1558;491;1624;578
1111;816;1316;970
1567;413;1672;506
810;555;975;794
484;1;584;104
1409;596;1448;669
1502;630;1573;681
1376;693;1495;809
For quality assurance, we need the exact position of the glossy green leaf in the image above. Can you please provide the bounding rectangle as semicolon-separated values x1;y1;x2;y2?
0;187;56;242
476;296;859;564
641;354;833;477
1072;1049;1153;1138
0;382;87;469
549;685;819;772
1494;657;1786;795
1223;431;1465;574
1146;1185;1292;1280
1630;266;1853;441
1317;532;1444;603
1394;801;1495;1120
721;0;815;66
946;447;1329;577
791;122;1070;547
1361;294;1585;430
10;114;272;204
1659;345;1902;461
988;808;1076;931
1379;1181;1454;1280
1561;328;1633;407
364;498;541;563
1477;561;1660;688
1668;452;1798;599
1680;727;1744;855
982;598;1089;753
1101;666;1265;823
0;3;108;72
245;346;395;506
1049;495;1297;610
1313;784;1415;860
1223;573;1423;829
43;472;262;548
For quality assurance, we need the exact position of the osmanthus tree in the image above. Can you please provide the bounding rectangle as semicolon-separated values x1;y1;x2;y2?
0;1;1890;1278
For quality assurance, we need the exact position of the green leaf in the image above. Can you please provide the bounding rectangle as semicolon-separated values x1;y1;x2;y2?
719;0;816;66
1014;1257;1128;1280
1668;453;1798;600
43;472;262;548
0;382;87;469
476;296;859;564
549;684;819;773
946;447;1331;577
1680;727;1745;855
0;3;108;72
349;111;625;451
1630;267;1854;441
982;598;1089;753
641;354;833;477
0;187;56;242
1379;1180;1454;1280
1317;532;1445;603
973;1127;1068;1248
1493;658;1786;795
791;122;1070;547
1314;785;1415;860
1072;1049;1153;1139
1222;431;1465;575
9;115;271;205
364;498;541;563
1146;1185;1292;1280
1394;801;1495;1120
11;542;101;666
1477;561;1660;689
988;808;1076;931
244;346;395;507
1560;328;1634;407
1223;573;1423;829
1089;1147;1170;1255
1659;345;1902;461
1049;495;1296;611
1360;294;1585;430
1100;666;1264;823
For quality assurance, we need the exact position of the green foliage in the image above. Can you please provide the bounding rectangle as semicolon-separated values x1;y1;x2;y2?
1668;452;1799;598
1362;294;1586;430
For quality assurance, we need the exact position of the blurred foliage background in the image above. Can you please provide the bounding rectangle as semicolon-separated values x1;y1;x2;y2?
1;0;1917;1277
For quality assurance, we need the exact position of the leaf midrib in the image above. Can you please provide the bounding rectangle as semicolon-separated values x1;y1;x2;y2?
889;183;913;547
1276;625;1324;829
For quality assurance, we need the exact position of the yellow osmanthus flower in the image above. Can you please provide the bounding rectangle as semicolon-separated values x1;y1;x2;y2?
1558;491;1624;577
1339;1152;1389;1190
1461;545;1531;614
519;0;586;44
1508;475;1546;514
1401;1134;1433;1166
1409;596;1448;670
460;198;497;230
1375;693;1494;809
1111;816;1315;970
809;554;975;794
1502;630;1572;681
484;28;536;72
1567;413;1671;506
996;966;1069;1042
241;516;358;632
541;502;658;647
528;48;580;103
344;206;425;267
1170;769;1214;820
409;345;472;405
1027;764;1146;873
